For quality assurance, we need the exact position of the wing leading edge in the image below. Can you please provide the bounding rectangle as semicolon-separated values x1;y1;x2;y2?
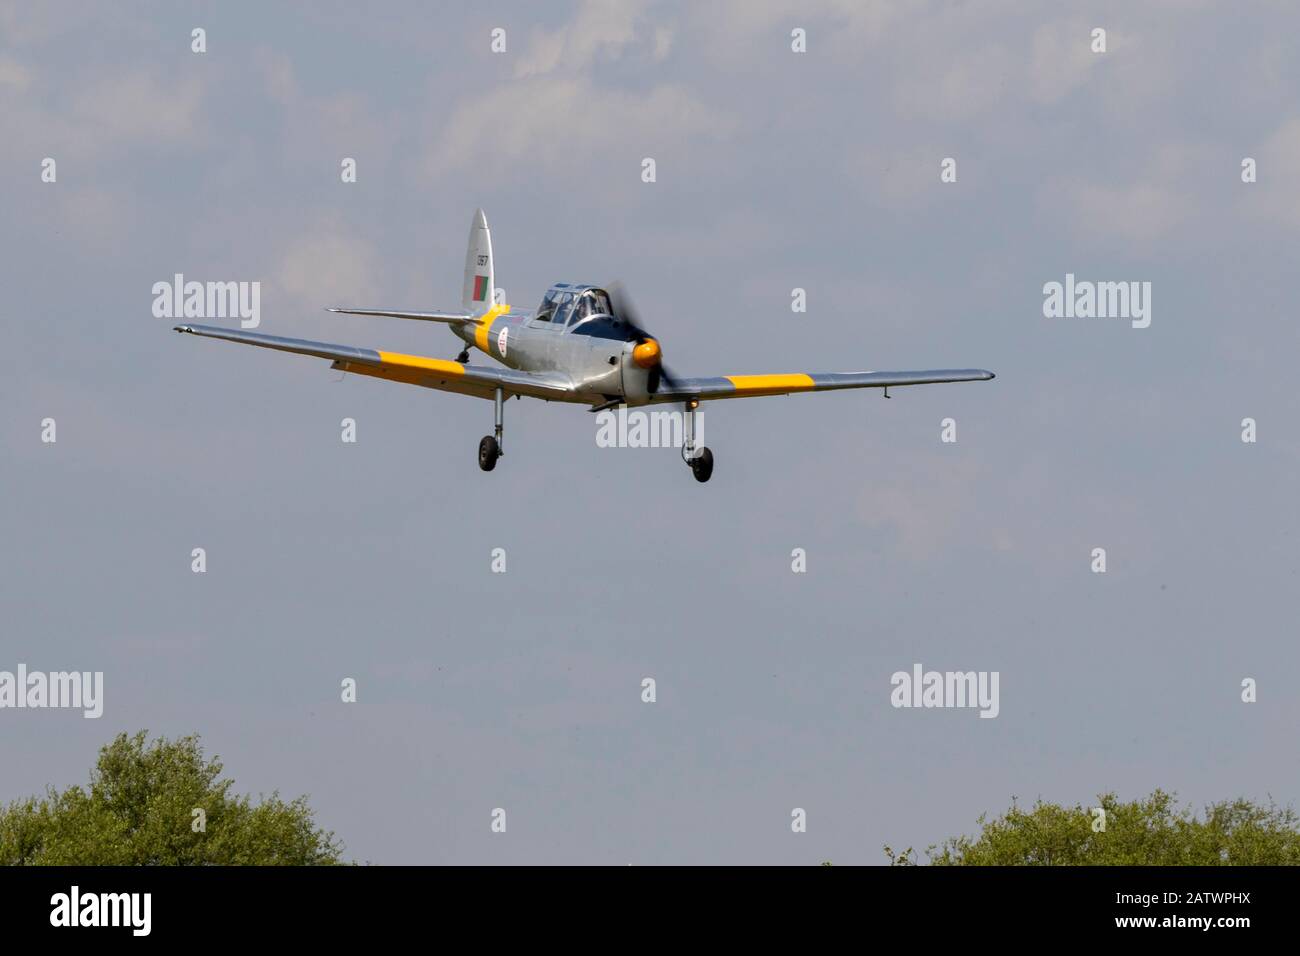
645;369;994;403
173;323;574;401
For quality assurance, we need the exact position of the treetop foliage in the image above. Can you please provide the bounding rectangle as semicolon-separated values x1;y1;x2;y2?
0;731;344;865
886;790;1300;866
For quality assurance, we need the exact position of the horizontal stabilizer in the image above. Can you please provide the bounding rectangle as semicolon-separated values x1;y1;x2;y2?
326;307;475;324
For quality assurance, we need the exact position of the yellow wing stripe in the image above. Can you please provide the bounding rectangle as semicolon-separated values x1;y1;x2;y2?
726;373;816;393
375;352;466;376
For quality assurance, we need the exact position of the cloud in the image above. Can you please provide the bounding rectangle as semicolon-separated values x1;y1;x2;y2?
71;69;205;145
1039;144;1209;246
274;225;383;310
257;48;299;106
852;453;989;561
689;0;900;58
423;0;732;182
3;58;207;165
893;41;1013;121
52;186;132;251
512;0;662;77
1049;179;1188;245
0;3;74;47
0;54;31;91
1028;19;1105;104
1242;116;1300;230
425;77;733;179
841;144;955;211
246;47;399;187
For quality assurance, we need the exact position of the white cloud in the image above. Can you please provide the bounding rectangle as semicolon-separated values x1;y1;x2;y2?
1242;116;1300;230
1051;179;1188;245
2;58;207;168
512;0;660;77
0;54;31;91
275;226;383;308
690;0;900;59
53;186;131;251
257;48;299;106
1040;144;1209;246
425;77;733;179
853;454;987;561
71;69;205;145
842;144;952;211
425;0;730;182
894;41;1012;120
1028;19;1104;105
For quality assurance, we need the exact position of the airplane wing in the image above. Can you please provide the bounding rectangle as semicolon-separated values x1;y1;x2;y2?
173;323;575;402
645;369;994;403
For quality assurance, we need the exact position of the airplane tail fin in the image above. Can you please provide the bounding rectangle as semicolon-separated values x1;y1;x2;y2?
462;208;495;316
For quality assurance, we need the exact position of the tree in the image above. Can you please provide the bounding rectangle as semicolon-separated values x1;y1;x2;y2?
901;790;1300;865
0;731;344;865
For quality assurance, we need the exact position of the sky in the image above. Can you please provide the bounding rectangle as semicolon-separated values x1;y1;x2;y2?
2;0;1298;864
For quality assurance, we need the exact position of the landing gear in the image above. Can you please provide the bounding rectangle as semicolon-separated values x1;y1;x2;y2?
690;446;714;483
681;398;713;483
478;386;505;472
456;349;470;363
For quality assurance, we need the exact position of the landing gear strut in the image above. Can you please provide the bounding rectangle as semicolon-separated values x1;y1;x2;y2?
479;386;504;471
682;398;713;482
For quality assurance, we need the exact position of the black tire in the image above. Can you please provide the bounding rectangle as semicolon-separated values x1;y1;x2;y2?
690;446;714;483
478;436;499;472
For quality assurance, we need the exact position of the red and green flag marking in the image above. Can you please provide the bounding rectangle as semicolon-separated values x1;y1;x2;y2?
473;275;490;302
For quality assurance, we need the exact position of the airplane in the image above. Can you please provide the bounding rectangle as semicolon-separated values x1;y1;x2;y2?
174;209;994;482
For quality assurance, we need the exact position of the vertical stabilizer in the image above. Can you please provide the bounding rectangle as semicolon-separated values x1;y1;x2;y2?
462;208;495;316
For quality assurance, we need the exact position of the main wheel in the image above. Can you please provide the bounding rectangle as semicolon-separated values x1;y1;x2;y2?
690;446;714;483
478;435;500;472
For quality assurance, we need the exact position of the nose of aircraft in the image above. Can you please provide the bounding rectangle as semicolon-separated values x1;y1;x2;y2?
632;338;662;369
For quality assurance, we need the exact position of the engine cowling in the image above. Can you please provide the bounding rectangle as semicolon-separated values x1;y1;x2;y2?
621;340;654;404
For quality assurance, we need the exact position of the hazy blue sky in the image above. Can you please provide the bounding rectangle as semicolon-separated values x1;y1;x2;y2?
3;0;1298;863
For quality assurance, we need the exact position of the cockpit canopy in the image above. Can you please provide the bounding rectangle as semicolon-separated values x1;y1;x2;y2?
535;284;613;328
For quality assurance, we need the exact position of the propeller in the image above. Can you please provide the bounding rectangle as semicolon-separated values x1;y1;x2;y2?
605;281;678;393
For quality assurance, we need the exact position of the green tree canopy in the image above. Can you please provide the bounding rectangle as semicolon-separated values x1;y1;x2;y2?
0;731;344;865
891;790;1300;865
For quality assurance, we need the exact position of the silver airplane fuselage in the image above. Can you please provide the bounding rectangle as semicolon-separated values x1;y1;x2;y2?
453;283;660;405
